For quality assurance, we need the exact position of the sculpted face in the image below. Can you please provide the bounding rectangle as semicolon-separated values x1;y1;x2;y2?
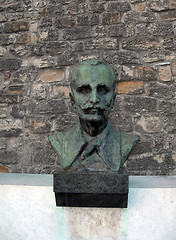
70;60;116;122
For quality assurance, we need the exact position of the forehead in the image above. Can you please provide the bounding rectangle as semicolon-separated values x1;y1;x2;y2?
73;64;115;88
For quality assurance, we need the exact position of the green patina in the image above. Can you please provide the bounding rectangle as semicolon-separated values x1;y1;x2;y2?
49;59;139;172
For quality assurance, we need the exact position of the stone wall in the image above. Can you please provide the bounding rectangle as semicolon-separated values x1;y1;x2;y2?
0;0;175;174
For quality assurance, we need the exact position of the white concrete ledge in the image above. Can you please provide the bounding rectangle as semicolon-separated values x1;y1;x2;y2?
1;173;176;187
0;173;176;240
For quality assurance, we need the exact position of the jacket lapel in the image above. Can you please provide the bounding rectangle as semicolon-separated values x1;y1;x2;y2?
62;124;86;169
100;126;122;171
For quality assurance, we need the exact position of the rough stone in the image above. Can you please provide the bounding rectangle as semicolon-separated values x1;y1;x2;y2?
31;44;45;56
89;14;99;26
65;2;87;15
158;100;175;114
150;22;174;37
10;45;29;57
147;83;174;99
103;51;139;65
124;97;157;113
126;155;159;171
63;27;92;40
3;21;29;33
0;72;3;83
88;3;105;13
16;32;30;44
132;140;152;155
124;12;157;23
30;22;38;33
10;105;26;119
116;81;144;94
106;1;131;13
0;93;23;104
172;62;176;76
91;26;107;37
40;17;52;28
0;138;7;150
142;50;172;63
136;66;157;81
57;52;78;66
0;34;17;46
0;46;7;57
152;134;172;153
34;99;67;115
137;3;146;11
37;69;64;83
108;23;126;37
0;119;22;137
122;37;161;51
55;114;78;132
120;66;135;80
85;38;118;50
71;42;84;52
46;42;70;56
137;115;163;133
0;12;7;22
159;10;176;20
163;37;176;50
150;0;176;12
22;57;54;68
129;0;145;3
55;16;76;28
0;151;19;164
10;68;33;83
0;107;7;118
50;86;70;99
110;113;133;132
135;23;150;36
33;147;56;165
32;83;47;100
101;13;121;25
28;118;52;134
4;70;11;81
0;58;21;70
163;114;176;134
76;15;89;26
159;65;172;82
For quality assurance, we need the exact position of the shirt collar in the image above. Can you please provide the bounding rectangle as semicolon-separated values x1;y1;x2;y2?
80;122;110;148
63;123;111;169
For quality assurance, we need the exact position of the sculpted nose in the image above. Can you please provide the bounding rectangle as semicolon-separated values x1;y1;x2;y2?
90;90;99;104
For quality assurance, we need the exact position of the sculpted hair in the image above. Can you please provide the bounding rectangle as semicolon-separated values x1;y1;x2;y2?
70;59;116;90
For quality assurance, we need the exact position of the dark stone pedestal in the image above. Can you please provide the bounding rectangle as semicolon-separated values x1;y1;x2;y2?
53;172;129;208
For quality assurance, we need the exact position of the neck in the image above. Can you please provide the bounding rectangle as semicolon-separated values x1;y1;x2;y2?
79;118;108;137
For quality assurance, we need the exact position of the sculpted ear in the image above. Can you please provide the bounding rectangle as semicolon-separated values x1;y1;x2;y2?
111;91;116;108
69;92;76;109
113;91;117;102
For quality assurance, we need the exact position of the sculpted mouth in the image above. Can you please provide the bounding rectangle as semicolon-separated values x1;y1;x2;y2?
83;108;104;115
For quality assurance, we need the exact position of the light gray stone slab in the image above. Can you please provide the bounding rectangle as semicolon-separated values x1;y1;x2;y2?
0;173;176;240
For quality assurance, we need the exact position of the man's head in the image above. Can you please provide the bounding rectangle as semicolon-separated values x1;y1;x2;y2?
70;59;116;122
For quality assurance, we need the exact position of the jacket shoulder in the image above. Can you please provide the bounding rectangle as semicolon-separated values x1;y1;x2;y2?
48;132;64;155
120;131;140;165
48;125;78;155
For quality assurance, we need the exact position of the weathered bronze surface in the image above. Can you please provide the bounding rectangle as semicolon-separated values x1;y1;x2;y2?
49;59;139;172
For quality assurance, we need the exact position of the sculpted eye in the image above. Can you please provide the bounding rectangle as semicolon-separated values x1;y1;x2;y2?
97;85;109;95
76;85;91;94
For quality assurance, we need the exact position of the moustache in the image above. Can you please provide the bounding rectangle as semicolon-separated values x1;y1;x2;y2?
81;105;106;115
82;105;105;111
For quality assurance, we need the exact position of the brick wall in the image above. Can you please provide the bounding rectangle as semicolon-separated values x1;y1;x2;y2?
0;0;175;175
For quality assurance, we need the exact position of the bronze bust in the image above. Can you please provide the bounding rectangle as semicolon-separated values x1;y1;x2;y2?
49;59;139;172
